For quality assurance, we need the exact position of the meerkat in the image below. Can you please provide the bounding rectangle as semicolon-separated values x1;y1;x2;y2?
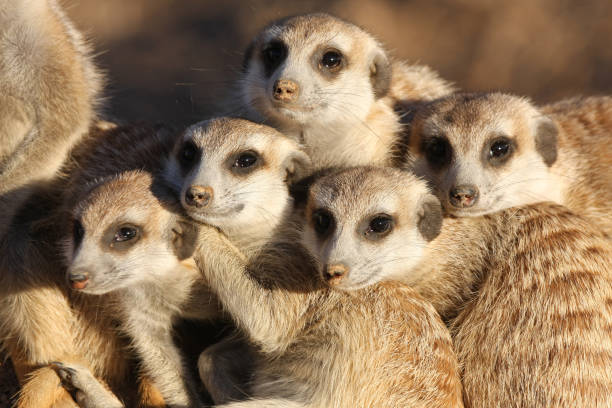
235;13;454;170
301;166;612;407
407;92;612;237
0;0;102;238
0;123;180;408
64;169;239;408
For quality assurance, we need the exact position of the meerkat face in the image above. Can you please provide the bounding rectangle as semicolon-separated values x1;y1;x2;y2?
301;167;442;291
65;171;198;295
409;93;559;217
164;118;311;238
241;13;391;131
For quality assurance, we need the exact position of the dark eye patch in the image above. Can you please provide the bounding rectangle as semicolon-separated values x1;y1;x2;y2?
228;150;263;176
261;40;287;77
320;50;343;71
102;223;142;252
311;47;347;79
312;209;335;238
421;135;453;169
73;219;85;249
484;136;515;167
177;140;200;172
362;214;394;241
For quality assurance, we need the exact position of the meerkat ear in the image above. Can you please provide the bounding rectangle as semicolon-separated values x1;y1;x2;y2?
282;148;312;185
417;195;443;242
535;116;558;167
370;50;392;99
171;219;199;260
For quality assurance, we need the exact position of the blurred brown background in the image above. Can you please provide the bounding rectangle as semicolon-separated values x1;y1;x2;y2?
65;0;612;127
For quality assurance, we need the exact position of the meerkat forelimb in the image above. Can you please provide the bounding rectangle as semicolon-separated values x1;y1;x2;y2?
236;13;454;170
302;166;612;407
407;92;612;237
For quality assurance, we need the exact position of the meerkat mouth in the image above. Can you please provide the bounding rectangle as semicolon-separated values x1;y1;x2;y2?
187;204;245;223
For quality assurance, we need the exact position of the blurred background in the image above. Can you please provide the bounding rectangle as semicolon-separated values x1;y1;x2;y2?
65;0;612;126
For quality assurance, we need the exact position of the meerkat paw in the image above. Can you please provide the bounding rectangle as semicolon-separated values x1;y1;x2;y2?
51;362;124;408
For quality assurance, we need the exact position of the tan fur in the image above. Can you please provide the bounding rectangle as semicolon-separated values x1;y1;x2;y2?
0;0;102;238
307;167;612;406
236;13;454;170
0;124;179;407
407;92;612;237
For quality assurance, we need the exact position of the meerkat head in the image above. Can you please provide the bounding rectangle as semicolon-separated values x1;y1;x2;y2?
408;92;559;217
164;117;311;245
65;171;198;294
240;13;391;132
301;167;442;291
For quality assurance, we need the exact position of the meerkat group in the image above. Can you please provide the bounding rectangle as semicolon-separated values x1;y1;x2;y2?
1;3;611;408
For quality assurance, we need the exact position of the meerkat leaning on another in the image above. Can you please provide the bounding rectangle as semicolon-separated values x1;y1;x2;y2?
55;118;462;408
236;13;454;169
0;0;102;237
407;92;612;237
0;124;182;408
301;166;612;407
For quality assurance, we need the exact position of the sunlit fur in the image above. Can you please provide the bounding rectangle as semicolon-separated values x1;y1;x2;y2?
165;117;311;254
0;0;102;239
237;13;453;169
408;92;612;237
302;167;438;290
305;168;612;406
66;171;220;407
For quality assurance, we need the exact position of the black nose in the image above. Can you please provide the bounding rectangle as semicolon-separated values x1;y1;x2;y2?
273;79;299;102
68;271;89;290
185;186;213;208
449;185;479;208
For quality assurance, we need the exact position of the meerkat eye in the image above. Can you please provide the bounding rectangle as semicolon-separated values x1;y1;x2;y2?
234;151;258;168
262;41;287;72
73;219;85;247
364;215;394;240
312;209;334;237
422;136;452;169
179;141;198;167
320;50;343;71
114;226;138;242
487;137;514;165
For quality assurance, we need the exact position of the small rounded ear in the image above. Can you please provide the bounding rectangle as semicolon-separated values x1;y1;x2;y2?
417;195;443;242
171;219;199;261
370;50;392;99
535;116;558;167
282;148;312;185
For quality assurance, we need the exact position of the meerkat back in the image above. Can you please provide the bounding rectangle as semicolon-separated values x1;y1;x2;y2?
236;13;453;169
0;0;102;236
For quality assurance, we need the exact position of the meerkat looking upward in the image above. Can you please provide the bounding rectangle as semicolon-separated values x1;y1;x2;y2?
407;92;612;237
0;0;102;237
237;13;454;169
301;166;612;407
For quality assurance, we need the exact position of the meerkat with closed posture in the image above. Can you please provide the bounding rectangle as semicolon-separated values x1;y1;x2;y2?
55;119;463;408
0;124;181;408
407;92;612;237
302;166;612;407
236;13;454;169
0;0;102;238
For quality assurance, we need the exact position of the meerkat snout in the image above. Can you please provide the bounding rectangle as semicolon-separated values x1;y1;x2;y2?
185;185;213;208
68;270;90;290
323;263;349;285
449;184;479;208
273;79;299;102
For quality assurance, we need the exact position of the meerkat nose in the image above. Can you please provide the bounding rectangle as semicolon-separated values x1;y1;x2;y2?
273;79;300;102
185;185;214;209
323;263;349;286
68;270;89;290
449;185;479;208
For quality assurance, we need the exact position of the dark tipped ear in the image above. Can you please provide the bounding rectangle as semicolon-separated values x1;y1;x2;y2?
417;195;443;242
171;220;199;260
535;117;558;167
370;50;392;99
241;40;256;73
283;149;312;185
289;167;338;208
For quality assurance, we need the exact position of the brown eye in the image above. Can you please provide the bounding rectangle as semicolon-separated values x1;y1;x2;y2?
423;136;452;169
320;50;343;71
114;227;138;242
487;137;514;165
234;151;258;168
312;209;334;237
365;215;394;240
179;141;198;167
